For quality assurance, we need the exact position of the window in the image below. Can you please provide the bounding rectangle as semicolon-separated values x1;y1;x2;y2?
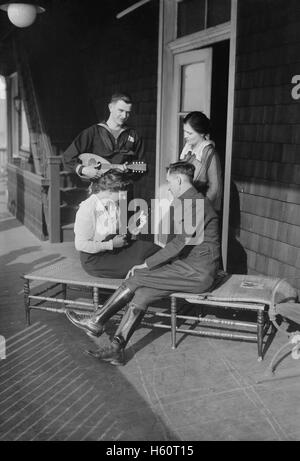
8;73;31;158
181;62;207;113
20;101;30;152
207;0;231;27
179;60;210;152
174;49;212;155
177;0;231;38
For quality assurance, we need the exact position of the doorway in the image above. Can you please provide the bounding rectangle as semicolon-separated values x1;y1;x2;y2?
156;0;237;265
210;40;229;172
155;37;230;246
171;40;229;170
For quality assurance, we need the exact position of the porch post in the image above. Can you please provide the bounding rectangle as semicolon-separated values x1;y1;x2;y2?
48;156;61;243
5;77;13;163
221;0;238;270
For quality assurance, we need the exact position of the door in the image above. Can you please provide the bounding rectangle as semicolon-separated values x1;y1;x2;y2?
172;48;212;160
155;47;212;246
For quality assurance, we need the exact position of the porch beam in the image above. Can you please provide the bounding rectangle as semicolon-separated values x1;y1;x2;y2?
168;21;231;54
116;0;152;19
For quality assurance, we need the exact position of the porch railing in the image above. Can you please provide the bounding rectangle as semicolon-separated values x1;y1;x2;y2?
47;156;61;243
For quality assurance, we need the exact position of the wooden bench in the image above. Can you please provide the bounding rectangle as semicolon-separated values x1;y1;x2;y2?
23;257;122;319
23;258;297;361
171;275;297;361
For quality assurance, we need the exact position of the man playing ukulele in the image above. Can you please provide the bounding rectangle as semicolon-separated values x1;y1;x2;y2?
62;92;145;179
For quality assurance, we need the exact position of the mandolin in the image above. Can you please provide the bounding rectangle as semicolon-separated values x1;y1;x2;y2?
79;153;147;174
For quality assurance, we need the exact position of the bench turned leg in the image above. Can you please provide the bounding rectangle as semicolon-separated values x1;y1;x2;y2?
257;310;264;361
24;279;30;326
93;287;99;312
62;283;67;300
171;297;177;350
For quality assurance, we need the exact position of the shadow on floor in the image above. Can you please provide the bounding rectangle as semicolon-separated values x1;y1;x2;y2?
0;217;23;232
0;319;179;441
2;246;66;275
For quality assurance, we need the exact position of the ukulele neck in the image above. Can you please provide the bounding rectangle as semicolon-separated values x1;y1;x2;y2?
101;164;123;170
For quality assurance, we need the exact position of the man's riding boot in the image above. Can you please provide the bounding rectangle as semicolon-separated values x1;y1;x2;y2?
86;340;125;366
86;303;146;364
114;302;146;348
66;285;134;337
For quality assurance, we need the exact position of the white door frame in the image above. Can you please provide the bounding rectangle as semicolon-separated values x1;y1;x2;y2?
155;0;238;268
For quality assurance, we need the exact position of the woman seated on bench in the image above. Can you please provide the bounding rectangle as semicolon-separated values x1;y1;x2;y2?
74;170;159;279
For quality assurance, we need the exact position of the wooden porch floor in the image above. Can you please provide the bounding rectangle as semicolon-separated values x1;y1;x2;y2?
1;172;300;441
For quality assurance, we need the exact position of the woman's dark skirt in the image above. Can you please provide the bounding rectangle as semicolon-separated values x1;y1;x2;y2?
80;240;160;279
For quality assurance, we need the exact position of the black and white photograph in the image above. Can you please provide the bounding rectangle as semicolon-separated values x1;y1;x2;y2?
0;0;300;443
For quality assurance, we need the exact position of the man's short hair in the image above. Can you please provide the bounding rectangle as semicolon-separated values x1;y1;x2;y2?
90;170;132;194
167;162;195;181
110;93;132;105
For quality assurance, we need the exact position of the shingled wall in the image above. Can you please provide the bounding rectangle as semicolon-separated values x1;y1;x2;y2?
7;0;159;240
28;0;159;204
79;2;159;204
231;0;300;291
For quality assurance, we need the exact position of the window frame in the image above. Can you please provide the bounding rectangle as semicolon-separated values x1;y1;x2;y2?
19;100;31;154
7;72;32;161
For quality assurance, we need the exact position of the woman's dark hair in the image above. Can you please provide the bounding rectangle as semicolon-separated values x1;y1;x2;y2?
167;162;195;181
183;111;211;135
90;170;131;195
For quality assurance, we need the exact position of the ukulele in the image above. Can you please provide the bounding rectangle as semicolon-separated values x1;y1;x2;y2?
79;153;147;175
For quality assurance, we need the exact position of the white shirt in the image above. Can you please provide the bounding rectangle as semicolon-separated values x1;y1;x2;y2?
74;194;119;253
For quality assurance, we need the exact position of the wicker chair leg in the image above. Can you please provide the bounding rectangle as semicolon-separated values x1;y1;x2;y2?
257;310;264;361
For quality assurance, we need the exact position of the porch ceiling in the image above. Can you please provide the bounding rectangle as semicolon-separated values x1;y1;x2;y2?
0;16;14;76
0;0;150;76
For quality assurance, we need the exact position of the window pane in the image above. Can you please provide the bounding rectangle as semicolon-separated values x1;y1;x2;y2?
181;62;206;113
177;0;206;38
207;0;231;28
20;102;30;151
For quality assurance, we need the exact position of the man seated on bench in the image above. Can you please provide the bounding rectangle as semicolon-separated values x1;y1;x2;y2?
66;162;221;366
74;169;159;278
